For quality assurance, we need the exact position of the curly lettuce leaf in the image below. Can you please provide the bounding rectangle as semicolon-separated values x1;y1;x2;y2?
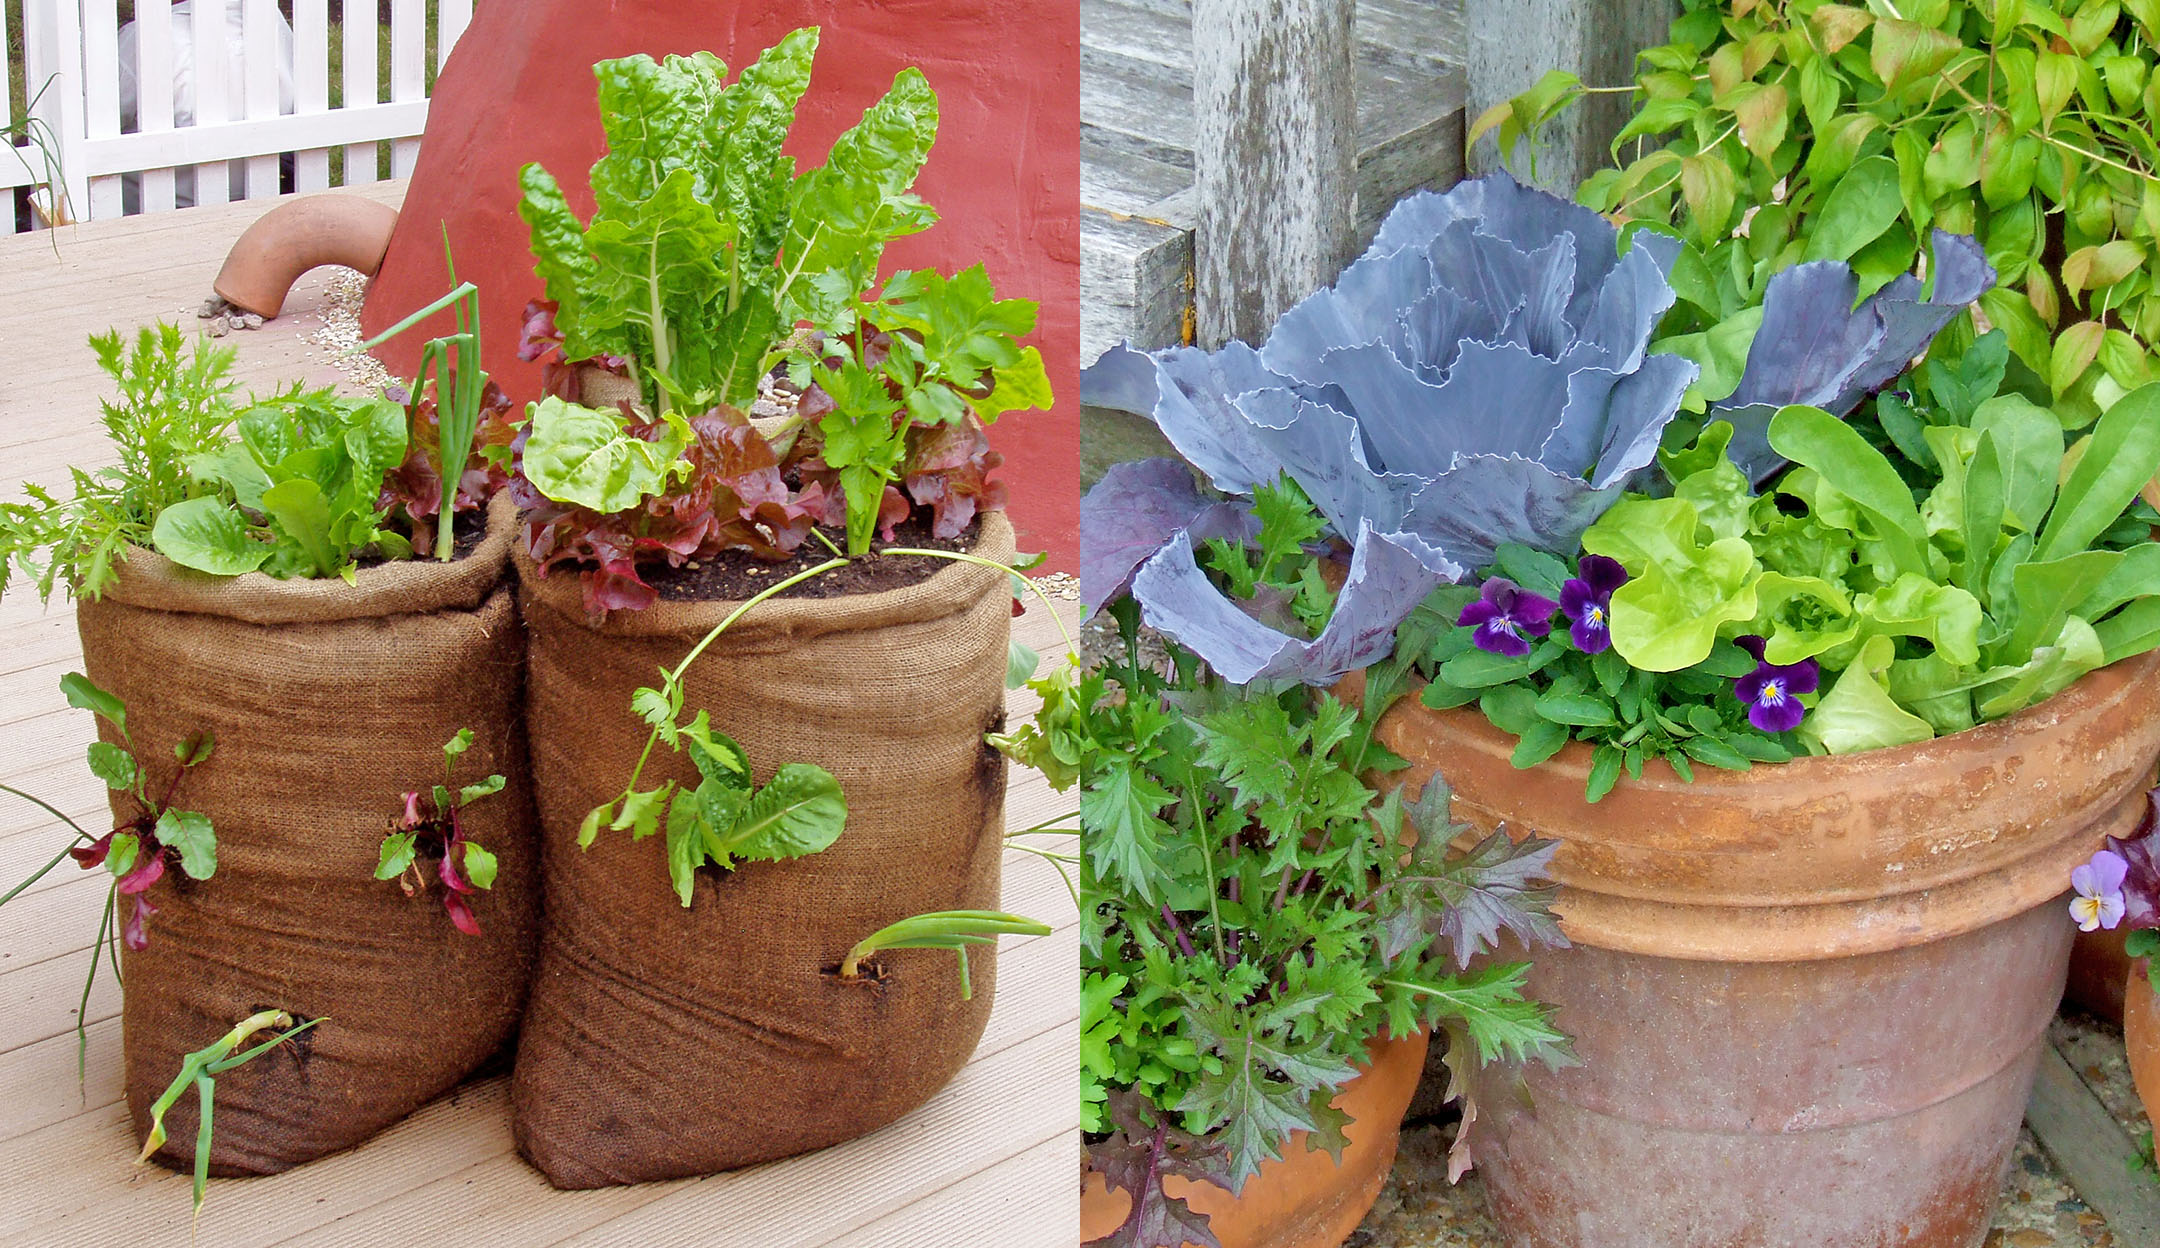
520;396;692;512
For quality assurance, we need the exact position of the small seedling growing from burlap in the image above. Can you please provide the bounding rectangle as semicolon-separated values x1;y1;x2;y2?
1;673;218;1074
138;1009;325;1226
838;910;1052;999
375;728;507;934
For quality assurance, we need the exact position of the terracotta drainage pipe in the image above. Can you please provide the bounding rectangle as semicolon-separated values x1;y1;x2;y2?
212;194;400;319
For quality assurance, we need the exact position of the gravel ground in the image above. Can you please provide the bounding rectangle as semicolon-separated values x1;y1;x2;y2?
1354;1011;2153;1247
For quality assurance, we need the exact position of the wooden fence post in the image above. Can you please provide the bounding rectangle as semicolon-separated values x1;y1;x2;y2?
1191;0;1357;348
22;0;89;225
1466;0;1679;193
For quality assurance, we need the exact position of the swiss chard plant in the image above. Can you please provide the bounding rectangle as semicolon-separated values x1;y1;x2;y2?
1066;573;1570;1248
1;674;217;1069
518;31;936;418
375;729;507;936
1492;0;2160;422
511;32;1050;604
152;387;413;581
0;325;239;602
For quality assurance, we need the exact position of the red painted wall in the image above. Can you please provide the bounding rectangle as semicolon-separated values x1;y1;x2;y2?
360;0;1080;571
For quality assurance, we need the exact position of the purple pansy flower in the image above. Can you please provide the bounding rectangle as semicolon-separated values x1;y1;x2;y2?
1733;635;1820;733
1559;555;1627;653
2070;849;2129;932
1458;578;1558;658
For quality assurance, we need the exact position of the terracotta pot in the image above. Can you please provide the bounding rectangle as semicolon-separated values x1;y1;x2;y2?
1079;1032;1428;1248
2067;924;2135;1023
1345;648;2160;1248
2127;967;2160;1120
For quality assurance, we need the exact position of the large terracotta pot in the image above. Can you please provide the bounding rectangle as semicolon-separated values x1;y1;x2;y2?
1349;648;2160;1248
2126;967;2160;1118
1079;1032;1429;1248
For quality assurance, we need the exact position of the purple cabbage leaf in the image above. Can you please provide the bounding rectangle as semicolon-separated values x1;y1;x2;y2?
1709;229;1997;482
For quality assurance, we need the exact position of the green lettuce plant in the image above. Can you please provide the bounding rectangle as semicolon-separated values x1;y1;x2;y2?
1492;0;2160;420
152;388;412;581
1425;330;2160;789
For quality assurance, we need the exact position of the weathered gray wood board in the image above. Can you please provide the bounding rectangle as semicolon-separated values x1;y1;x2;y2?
2025;1040;2160;1241
1080;0;1467;363
1192;0;1358;347
1466;0;1680;193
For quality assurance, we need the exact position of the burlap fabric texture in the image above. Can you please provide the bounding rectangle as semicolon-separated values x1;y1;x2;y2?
73;492;539;1175
511;512;1015;1189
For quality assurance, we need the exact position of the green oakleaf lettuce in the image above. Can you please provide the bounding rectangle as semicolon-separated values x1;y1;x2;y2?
1580;496;1759;671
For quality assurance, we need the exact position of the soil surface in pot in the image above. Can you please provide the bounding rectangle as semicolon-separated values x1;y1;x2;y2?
355;507;490;568
646;507;980;602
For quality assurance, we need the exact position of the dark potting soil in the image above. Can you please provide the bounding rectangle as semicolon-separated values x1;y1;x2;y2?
355;508;490;570
645;508;981;603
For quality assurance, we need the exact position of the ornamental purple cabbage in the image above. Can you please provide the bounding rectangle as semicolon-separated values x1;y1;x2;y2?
1078;173;1701;684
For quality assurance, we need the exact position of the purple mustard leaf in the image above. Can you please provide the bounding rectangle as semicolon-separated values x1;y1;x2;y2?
2108;801;2160;929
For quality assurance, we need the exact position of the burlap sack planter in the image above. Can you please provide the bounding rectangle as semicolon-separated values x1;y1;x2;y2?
72;493;539;1176
510;512;1015;1189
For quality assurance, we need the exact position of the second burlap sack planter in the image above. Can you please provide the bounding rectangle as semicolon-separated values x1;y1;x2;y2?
72;493;539;1176
511;513;1016;1189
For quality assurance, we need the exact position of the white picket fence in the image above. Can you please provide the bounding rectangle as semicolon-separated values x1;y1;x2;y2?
4;0;468;234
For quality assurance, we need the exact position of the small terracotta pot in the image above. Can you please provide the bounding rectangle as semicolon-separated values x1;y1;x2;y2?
1344;648;2160;1248
2126;966;2160;1119
2068;924;2136;1023
1079;1032;1429;1248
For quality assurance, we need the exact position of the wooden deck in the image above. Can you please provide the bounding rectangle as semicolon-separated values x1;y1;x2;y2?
1080;0;1468;361
0;191;1081;1246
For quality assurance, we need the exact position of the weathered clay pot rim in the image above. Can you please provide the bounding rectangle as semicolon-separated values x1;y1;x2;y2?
1079;1030;1429;1247
513;510;1015;646
98;491;517;625
1376;646;2160;796
1357;649;2160;962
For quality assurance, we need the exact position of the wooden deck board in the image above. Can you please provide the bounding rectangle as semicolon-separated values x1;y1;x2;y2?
0;190;1081;1246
